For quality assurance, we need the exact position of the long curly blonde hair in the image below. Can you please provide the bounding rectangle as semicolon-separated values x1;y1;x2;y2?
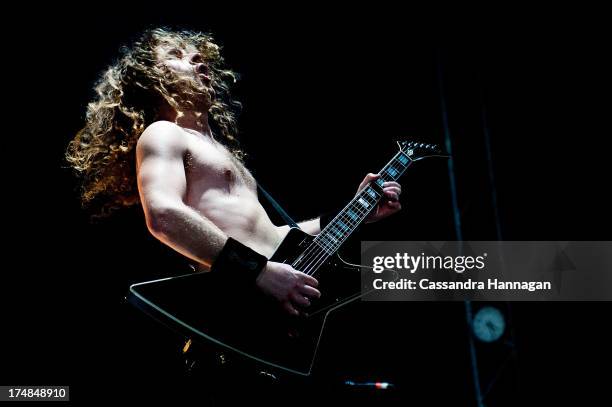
66;28;242;217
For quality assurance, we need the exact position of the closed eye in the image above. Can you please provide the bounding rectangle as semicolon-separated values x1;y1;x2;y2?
168;48;183;58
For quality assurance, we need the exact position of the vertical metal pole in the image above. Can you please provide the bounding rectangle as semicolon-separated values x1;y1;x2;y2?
481;104;503;241
437;58;463;243
437;52;484;407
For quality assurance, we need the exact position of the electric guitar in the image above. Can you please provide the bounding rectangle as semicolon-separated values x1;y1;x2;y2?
127;141;447;376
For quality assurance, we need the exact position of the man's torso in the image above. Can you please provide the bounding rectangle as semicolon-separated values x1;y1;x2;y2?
180;128;287;263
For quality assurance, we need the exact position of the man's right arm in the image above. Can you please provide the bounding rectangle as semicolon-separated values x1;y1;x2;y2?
136;121;227;268
136;121;320;315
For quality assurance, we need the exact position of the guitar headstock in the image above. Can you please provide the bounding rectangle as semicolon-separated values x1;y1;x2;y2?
397;141;449;161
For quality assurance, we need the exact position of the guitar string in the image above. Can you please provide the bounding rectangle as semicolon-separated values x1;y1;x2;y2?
300;184;388;275
296;199;370;275
292;189;372;274
298;154;453;277
293;163;394;275
294;154;411;276
300;167;396;275
294;146;449;276
295;155;409;275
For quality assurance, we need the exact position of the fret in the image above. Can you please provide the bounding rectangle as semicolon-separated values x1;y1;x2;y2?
346;208;359;221
379;152;412;182
313;238;334;254
397;152;410;166
365;187;379;200
336;219;349;231
385;166;399;178
357;197;371;209
293;142;445;277
314;149;413;255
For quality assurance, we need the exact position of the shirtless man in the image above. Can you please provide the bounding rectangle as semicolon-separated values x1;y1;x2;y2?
67;28;402;316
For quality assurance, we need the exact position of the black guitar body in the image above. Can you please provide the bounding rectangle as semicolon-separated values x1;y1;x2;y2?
128;227;376;376
127;141;444;376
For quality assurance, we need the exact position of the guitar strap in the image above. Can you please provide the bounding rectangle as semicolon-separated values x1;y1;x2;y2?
257;184;300;229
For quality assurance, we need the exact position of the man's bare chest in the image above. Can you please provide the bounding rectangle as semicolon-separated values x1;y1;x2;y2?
183;137;256;193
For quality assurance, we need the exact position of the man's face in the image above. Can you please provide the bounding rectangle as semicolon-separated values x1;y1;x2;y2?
155;43;212;86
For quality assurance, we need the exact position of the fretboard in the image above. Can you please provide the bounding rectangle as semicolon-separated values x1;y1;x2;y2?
314;150;413;255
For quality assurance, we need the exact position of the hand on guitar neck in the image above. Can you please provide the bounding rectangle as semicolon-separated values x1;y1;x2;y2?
358;173;402;224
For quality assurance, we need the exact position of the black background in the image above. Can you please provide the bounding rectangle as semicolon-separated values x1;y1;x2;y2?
2;3;610;405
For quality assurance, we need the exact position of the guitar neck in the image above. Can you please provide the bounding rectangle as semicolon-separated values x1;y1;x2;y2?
314;149;412;254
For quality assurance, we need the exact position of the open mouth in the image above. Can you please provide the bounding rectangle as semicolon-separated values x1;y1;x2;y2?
198;73;212;84
194;64;212;84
